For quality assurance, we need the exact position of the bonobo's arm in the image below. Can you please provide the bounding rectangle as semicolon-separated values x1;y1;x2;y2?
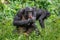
38;9;50;28
13;16;30;26
32;7;37;22
28;16;36;24
30;12;36;23
13;9;30;26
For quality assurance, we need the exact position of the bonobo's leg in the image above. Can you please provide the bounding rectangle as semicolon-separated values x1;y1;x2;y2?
24;26;34;36
39;14;45;28
16;26;26;34
24;23;40;36
39;11;50;28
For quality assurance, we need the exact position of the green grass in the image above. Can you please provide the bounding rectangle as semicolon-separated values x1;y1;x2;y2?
0;0;60;40
0;17;60;40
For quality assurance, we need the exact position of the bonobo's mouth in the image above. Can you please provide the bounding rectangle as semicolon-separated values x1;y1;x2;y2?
29;16;32;18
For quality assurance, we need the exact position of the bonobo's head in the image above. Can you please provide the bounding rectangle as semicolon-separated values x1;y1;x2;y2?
25;7;33;18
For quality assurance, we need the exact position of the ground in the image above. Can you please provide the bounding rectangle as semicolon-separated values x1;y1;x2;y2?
0;16;60;40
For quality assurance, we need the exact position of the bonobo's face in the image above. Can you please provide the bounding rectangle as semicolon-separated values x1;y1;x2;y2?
25;7;33;18
27;11;33;18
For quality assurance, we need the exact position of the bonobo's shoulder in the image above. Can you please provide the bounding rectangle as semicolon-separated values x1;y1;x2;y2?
16;9;24;16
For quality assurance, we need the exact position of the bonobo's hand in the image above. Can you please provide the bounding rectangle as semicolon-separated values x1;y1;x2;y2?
28;19;33;23
28;18;35;23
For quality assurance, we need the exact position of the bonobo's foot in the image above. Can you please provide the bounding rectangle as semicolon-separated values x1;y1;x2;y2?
24;32;29;36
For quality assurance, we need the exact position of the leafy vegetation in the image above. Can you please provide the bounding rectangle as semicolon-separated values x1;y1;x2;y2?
0;0;60;40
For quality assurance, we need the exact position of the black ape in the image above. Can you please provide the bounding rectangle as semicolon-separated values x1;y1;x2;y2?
13;7;50;36
13;7;40;35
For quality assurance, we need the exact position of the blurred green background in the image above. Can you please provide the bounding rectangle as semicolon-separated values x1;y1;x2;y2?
0;0;60;40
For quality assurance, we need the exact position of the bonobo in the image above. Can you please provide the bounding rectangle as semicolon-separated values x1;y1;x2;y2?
13;7;40;36
13;7;50;36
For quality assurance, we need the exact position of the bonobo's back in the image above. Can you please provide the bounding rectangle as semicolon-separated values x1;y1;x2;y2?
32;8;50;20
